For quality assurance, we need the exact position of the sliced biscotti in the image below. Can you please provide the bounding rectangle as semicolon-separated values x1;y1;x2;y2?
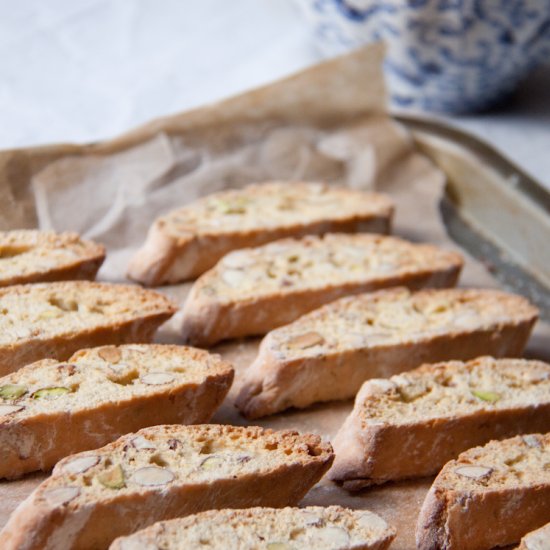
179;234;463;346
329;357;550;490
0;281;176;376
0;230;105;286
0;344;234;479
518;522;550;549
0;424;334;550
127;182;394;285
416;434;550;550
236;288;538;418
110;506;396;550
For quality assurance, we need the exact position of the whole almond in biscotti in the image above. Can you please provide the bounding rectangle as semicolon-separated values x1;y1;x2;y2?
329;357;550;490
0;344;234;479
0;230;106;287
109;506;396;550
127;181;394;285
518;521;550;550
416;434;550;550
0;281;176;376
179;234;463;346
236;288;538;418
0;424;334;550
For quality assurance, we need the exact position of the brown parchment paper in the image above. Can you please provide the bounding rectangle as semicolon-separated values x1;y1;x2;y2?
0;43;548;549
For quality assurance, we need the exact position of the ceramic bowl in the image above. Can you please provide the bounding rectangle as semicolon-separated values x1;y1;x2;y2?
296;0;550;112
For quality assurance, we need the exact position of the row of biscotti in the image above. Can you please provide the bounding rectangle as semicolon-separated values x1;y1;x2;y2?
0;343;548;548
0;423;396;550
0;280;539;410
0;182;393;288
3;231;465;348
3;421;550;550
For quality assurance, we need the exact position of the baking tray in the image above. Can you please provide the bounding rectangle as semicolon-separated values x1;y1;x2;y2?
398;115;550;323
1;119;549;550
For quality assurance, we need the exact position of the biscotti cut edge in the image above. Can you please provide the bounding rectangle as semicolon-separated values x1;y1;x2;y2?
416;433;550;550
0;230;106;286
0;424;334;550
127;182;395;285
329;357;550;490
178;236;464;346
109;506;396;550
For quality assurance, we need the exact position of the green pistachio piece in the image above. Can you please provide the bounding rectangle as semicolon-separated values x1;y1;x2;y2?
471;389;500;403
98;464;125;489
33;387;71;400
213;197;248;214
0;384;27;399
200;456;224;470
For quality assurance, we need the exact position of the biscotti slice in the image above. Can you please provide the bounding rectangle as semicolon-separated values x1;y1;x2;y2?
0;424;334;550
329;357;550;490
0;281;176;376
0;230;105;286
179;234;463;346
128;182;394;285
109;506;396;550
416;433;550;550
518;522;550;549
236;288;538;418
0;344;234;479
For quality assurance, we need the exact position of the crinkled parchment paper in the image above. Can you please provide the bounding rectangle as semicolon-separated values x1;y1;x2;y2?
0;44;548;549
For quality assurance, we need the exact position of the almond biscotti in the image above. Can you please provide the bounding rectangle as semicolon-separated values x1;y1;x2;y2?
0;281;176;376
0;230;105;286
236;288;538;418
128;182;394;285
518;522;550;549
109;506;396;550
179;234;463;346
0;424;334;550
0;344;234;479
416;433;550;550
329;357;550;490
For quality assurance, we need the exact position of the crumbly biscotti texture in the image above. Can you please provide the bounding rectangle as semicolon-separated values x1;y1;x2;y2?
0;230;106;286
329;357;550;490
0;344;234;479
518;522;550;549
127;182;394;285
0;281;176;376
416;433;550;550
109;506;396;550
0;424;334;550
236;288;538;418
179;234;463;346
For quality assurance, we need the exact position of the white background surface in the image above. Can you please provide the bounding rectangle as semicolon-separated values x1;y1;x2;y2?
1;0;549;188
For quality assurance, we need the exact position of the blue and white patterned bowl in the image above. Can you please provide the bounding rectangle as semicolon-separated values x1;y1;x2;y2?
296;0;550;113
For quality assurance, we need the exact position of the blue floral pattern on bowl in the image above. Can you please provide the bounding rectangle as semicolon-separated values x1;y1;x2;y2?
297;0;550;112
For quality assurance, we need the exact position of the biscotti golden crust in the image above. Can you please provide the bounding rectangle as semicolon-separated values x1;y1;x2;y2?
179;234;463;346
0;424;334;550
329;357;550;489
0;344;234;479
0;282;176;376
416;434;550;550
127;182;394;285
236;288;538;418
518;522;550;549
0;230;105;286
109;506;396;550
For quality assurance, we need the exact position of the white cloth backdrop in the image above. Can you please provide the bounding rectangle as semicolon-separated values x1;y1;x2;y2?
0;0;549;188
